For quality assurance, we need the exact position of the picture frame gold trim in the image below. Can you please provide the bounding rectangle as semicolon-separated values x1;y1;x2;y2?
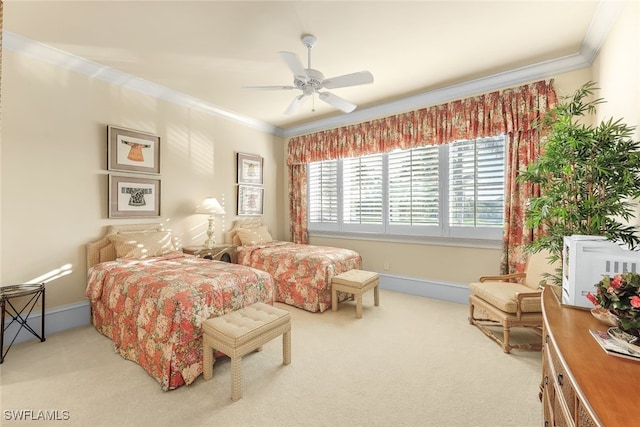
109;174;161;218
108;125;160;174
236;152;263;185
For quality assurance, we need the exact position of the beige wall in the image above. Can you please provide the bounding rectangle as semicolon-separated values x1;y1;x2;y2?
592;1;639;139
592;1;640;227
0;50;285;309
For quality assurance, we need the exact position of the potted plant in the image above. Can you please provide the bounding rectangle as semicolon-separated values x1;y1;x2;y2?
519;81;640;286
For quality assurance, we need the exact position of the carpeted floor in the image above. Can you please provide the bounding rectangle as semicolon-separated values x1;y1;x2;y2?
0;289;542;426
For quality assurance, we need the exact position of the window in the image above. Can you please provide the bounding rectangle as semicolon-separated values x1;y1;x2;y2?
308;161;338;229
448;136;506;238
308;135;506;240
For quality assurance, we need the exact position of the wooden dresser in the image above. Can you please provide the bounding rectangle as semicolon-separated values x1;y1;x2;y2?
541;286;640;426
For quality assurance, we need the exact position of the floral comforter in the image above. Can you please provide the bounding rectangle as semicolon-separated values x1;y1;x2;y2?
237;242;362;312
85;252;274;390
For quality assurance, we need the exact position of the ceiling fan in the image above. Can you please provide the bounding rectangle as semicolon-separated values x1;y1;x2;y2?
244;34;374;115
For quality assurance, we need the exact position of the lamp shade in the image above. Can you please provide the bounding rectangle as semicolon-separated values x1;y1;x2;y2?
195;197;225;215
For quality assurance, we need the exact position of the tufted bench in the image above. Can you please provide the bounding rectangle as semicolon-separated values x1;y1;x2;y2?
202;302;291;401
331;269;380;318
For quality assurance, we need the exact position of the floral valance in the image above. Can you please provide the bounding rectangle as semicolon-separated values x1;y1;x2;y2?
287;79;556;165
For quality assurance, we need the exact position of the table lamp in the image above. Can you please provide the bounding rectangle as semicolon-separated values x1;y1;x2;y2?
195;197;225;248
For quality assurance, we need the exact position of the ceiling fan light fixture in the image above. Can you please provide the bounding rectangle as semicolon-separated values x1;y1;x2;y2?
244;34;373;115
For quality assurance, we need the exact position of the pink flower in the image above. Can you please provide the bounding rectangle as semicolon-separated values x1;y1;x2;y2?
631;296;640;308
586;292;598;306
611;275;623;289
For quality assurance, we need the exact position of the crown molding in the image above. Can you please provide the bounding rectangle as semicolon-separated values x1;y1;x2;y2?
284;0;624;138
2;30;283;137
2;0;622;140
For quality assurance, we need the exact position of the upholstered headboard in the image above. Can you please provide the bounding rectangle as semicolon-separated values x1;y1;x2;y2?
86;223;168;268
224;218;266;246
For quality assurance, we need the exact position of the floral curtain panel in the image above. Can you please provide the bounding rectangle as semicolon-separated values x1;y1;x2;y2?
287;80;557;273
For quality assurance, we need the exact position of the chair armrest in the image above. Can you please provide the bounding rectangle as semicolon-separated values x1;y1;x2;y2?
479;272;526;283
515;290;542;318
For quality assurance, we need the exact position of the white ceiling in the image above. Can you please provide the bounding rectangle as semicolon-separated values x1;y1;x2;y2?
3;1;619;137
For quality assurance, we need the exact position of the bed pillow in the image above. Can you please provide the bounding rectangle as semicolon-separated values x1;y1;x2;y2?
236;226;273;246
109;231;176;259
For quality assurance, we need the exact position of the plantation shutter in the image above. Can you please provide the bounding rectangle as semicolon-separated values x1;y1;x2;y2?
343;155;383;225
388;146;440;226
308;161;338;224
449;136;505;227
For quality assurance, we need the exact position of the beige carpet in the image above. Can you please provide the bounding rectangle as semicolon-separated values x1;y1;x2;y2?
0;290;542;427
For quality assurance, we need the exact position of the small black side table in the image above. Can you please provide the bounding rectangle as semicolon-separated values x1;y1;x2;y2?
1;283;46;364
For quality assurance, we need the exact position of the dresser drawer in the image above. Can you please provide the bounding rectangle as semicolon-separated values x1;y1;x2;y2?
547;336;576;419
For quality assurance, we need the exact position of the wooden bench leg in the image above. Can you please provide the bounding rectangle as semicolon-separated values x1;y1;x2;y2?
203;341;214;381
283;330;291;365
231;356;242;401
356;293;363;319
374;285;380;306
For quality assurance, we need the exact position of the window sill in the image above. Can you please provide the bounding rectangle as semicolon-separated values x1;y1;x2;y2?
307;231;502;250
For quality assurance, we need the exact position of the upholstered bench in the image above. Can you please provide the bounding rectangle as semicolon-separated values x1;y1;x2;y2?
331;269;380;318
202;302;291;401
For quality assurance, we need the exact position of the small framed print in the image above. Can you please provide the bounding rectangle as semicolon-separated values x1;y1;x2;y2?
236;152;263;185
108;126;160;174
109;175;161;218
237;185;264;216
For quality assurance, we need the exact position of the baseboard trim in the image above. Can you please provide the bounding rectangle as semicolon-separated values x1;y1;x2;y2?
379;273;470;305
3;277;466;344
3;300;91;346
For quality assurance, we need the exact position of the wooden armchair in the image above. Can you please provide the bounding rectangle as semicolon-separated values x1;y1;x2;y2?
468;251;553;353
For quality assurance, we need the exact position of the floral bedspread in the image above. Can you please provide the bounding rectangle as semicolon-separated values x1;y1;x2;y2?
237;242;362;312
86;252;274;390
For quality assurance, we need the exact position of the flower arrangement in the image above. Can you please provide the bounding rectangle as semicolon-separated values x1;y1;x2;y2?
587;272;640;334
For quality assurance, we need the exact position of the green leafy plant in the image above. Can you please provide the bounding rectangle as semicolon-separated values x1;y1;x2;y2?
519;81;640;285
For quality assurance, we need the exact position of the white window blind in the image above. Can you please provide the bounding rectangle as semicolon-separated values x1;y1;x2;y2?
343;155;383;225
448;136;505;228
307;135;506;241
388;145;440;227
308;160;338;224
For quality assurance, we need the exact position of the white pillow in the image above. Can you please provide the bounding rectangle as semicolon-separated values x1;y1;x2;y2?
236;226;272;246
109;231;175;259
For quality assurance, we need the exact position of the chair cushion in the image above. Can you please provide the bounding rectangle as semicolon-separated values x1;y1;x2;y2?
469;281;541;314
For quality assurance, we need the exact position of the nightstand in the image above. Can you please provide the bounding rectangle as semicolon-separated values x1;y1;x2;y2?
1;283;46;364
182;245;237;263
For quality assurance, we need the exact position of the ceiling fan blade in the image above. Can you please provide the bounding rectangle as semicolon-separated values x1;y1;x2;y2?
318;91;357;113
323;71;374;89
242;85;297;90
285;94;310;115
279;51;308;81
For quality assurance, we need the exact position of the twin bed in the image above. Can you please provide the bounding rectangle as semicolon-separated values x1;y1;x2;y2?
85;221;361;390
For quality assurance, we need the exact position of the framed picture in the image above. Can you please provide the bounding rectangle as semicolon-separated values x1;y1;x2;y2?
109;175;161;218
236;152;263;185
237;185;264;216
108;126;160;174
